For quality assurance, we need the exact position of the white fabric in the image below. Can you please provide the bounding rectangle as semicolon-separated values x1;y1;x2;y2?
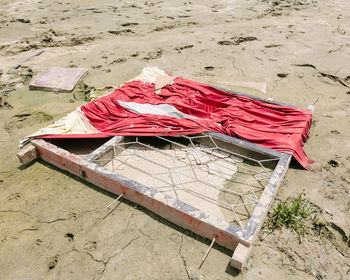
131;66;169;83
34;108;96;135
20;108;99;146
117;100;197;119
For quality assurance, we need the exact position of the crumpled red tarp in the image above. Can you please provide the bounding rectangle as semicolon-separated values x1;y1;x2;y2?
40;77;314;169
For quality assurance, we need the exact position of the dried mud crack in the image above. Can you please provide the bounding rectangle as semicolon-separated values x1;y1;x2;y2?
179;234;191;280
70;236;141;279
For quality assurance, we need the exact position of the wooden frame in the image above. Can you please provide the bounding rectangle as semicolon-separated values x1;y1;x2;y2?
18;133;291;270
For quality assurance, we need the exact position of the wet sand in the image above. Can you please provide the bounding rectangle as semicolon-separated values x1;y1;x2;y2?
0;0;349;279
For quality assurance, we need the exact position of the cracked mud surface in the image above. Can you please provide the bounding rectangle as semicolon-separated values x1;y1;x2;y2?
0;0;350;279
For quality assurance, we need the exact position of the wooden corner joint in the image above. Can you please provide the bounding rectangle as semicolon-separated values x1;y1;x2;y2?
230;242;252;271
17;144;38;164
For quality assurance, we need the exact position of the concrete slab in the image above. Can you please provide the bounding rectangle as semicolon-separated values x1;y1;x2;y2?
29;67;88;92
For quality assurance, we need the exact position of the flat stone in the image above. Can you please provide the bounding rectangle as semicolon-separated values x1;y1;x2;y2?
29;67;88;92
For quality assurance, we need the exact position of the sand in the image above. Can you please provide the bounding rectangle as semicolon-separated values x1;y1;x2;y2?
101;136;262;227
0;0;349;279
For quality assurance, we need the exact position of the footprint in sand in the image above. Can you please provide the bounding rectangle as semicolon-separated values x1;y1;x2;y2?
175;45;193;53
204;66;215;71
48;255;58;270
277;73;288;78
143;49;163;60
64;233;74;242
328;160;339;167
121;22;138;27
84;241;97;251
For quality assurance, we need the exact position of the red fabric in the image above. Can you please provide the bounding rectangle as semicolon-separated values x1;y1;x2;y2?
40;77;314;169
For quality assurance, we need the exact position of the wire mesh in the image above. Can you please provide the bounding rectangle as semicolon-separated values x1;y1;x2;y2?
91;134;279;227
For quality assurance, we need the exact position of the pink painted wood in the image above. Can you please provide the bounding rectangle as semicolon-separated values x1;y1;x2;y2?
30;139;243;251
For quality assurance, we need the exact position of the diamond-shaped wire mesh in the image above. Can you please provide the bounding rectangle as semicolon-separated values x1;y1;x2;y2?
91;134;279;227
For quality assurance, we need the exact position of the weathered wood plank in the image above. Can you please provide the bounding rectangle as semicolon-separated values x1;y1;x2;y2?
17;144;38;164
31;139;245;251
230;243;252;270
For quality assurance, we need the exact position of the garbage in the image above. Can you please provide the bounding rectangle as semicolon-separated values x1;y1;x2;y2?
23;66;313;169
29;67;88;92
12;49;45;70
18;67;313;271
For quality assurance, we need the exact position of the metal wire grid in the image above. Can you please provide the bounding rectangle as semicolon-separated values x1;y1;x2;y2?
91;134;279;227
